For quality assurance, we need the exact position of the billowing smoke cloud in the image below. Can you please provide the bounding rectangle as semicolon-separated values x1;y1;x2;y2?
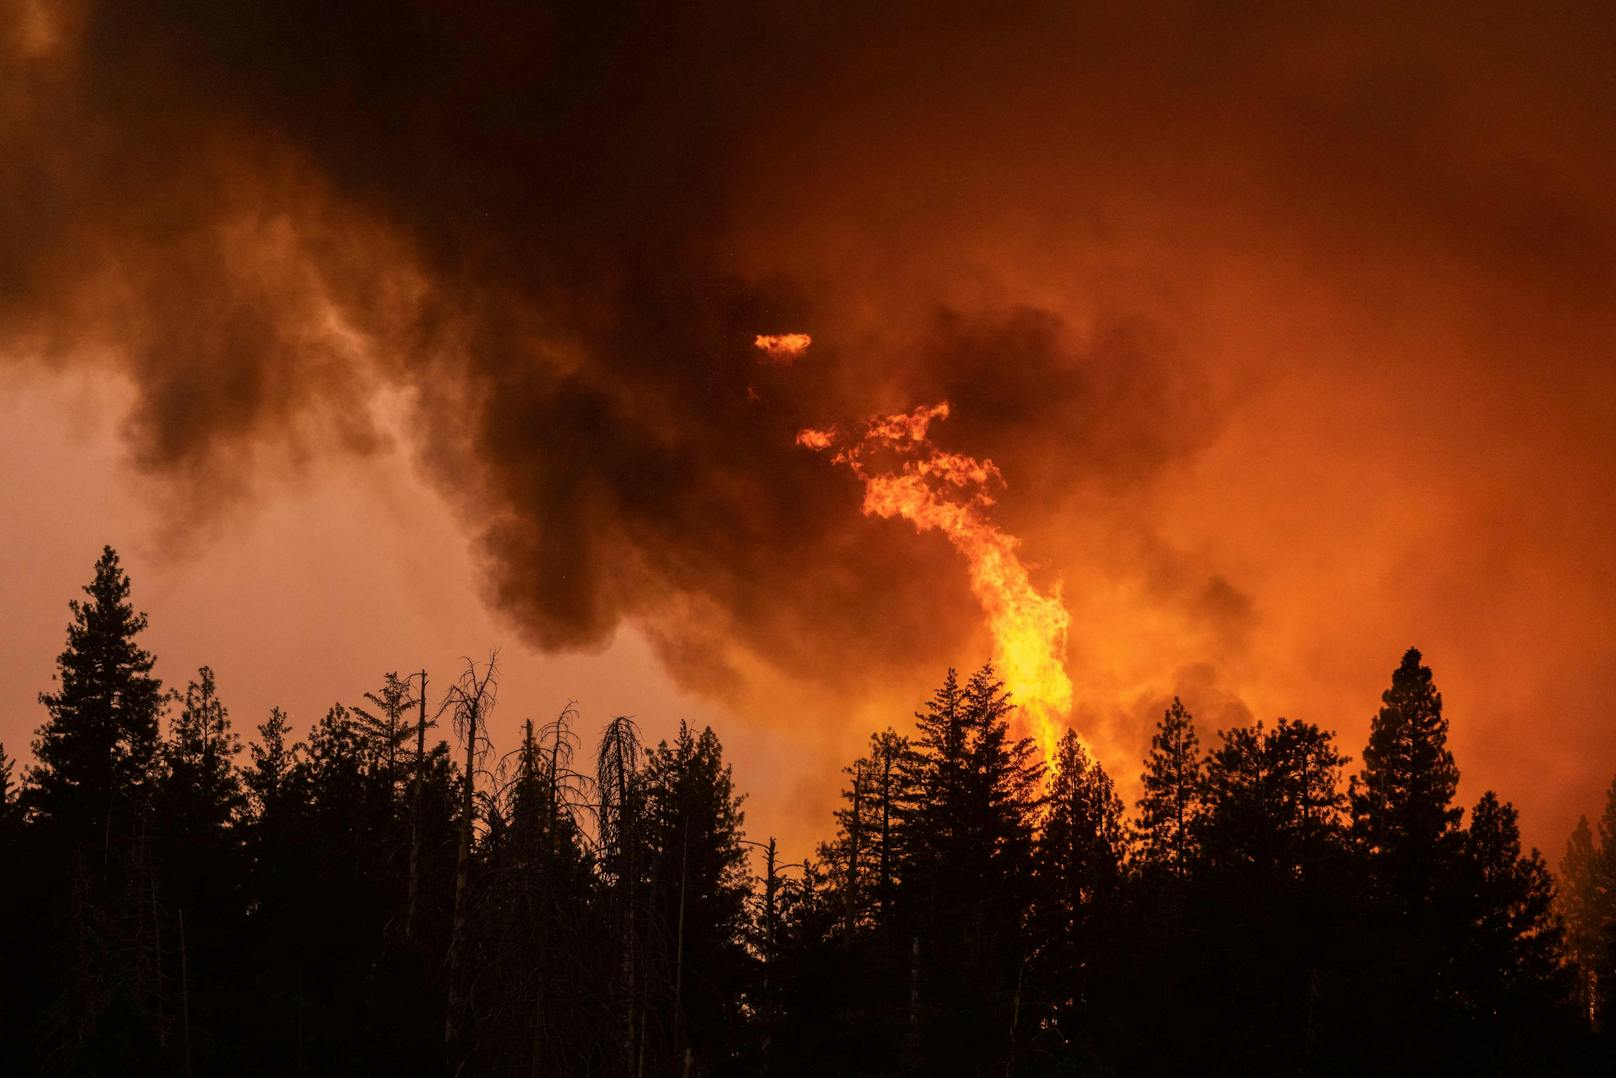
5;1;1616;847
0;2;1219;703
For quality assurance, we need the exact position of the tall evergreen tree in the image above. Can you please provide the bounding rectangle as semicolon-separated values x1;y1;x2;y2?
1192;719;1353;1070
1135;697;1206;876
1032;730;1124;1051
150;666;248;1073
1038;730;1125;924
11;548;1616;1074
1200;718;1349;879
1593;776;1616;1035
28;547;165;848
639;721;753;1074
1560;814;1603;1025
819;728;917;935
243;707;299;821
797;728;919;1071
156;666;244;839
1347;649;1471;1069
0;740;28;1056
901;664;1044;1073
353;672;416;790
24;548;170;1069
1350;647;1462;910
238;704;310;1014
0;741;19;838
1452;792;1573;1063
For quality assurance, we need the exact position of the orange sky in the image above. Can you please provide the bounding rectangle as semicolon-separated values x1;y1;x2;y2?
3;2;1614;859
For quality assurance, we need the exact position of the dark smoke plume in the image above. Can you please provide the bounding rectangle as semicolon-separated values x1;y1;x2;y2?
0;2;1216;703
5;0;1612;726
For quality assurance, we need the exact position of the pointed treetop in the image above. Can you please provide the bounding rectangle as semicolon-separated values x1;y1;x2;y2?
29;545;165;837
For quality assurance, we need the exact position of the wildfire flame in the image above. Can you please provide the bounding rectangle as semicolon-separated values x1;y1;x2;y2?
754;333;812;363
800;402;1073;760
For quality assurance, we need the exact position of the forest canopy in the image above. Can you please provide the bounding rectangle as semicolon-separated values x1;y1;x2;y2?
2;548;1613;1075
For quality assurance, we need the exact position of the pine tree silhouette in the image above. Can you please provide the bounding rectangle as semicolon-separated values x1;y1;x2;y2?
1351;647;1462;911
4;561;1610;1073
29;547;164;852
1135;697;1206;877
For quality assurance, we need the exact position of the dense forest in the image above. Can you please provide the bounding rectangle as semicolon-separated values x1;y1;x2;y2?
4;547;1616;1075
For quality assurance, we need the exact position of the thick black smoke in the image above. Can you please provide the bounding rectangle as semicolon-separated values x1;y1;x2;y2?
0;2;1221;702
6;1;1610;720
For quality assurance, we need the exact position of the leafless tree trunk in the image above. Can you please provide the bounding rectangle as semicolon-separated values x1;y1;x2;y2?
406;669;427;944
763;837;778;962
597;715;644;1076
445;655;499;1049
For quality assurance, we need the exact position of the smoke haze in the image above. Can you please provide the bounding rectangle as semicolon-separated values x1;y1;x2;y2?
4;1;1615;852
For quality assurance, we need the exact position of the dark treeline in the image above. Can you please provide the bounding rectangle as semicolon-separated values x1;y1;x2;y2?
4;548;1616;1075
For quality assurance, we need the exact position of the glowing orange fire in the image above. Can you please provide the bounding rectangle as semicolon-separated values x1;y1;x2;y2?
754;333;812;363
800;402;1073;760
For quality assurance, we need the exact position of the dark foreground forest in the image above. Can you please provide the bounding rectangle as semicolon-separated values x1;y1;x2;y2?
4;548;1616;1075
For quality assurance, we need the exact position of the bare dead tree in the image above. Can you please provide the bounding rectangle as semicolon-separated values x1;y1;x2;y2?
459;701;595;1075
444;652;499;1050
595;715;645;1076
405;669;431;945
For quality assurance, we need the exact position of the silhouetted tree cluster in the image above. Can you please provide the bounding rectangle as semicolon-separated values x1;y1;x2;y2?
1559;770;1616;1043
1;549;1607;1074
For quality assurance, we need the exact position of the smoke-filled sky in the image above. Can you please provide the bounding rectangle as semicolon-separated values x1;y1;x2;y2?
3;1;1614;856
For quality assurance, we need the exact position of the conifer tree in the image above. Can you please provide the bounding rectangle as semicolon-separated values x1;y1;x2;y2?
239;707;305;960
244;707;299;820
1039;730;1124;916
903;665;1044;891
1593;776;1616;1034
1200;718;1349;878
29;546;165;848
803;729;920;1070
1186;719;1353;1070
305;703;365;792
151;667;247;1071
866;729;912;925
353;672;416;790
819;728;916;934
900;664;1044;1073
640;721;753;1073
1347;649;1471;1068
25;548;170;1070
1350;647;1462;910
1559;815;1603;1025
158;666;244;837
0;741;19;837
1452;792;1571;1055
1135;697;1206;876
0;741;27;1056
1033;730;1124;1044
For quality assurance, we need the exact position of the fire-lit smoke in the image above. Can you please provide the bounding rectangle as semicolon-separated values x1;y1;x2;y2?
4;1;1616;854
801;402;1073;759
754;333;812;364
